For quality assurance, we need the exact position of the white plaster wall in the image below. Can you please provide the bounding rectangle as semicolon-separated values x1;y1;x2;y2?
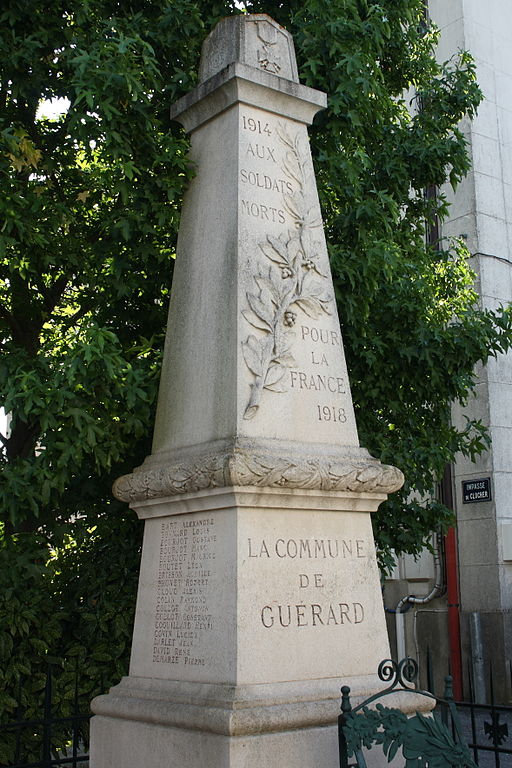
429;0;512;613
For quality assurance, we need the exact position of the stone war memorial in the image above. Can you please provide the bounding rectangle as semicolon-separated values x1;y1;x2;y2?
90;14;405;768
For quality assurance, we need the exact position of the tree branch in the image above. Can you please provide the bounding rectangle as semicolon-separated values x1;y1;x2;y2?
40;273;69;315
0;302;24;340
6;419;40;461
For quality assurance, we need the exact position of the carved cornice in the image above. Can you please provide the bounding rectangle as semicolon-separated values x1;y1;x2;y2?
113;447;404;503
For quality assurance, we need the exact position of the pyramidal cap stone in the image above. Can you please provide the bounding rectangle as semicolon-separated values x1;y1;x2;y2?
198;15;299;83
113;14;404;504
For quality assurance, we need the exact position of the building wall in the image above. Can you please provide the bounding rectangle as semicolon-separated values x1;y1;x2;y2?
386;0;512;702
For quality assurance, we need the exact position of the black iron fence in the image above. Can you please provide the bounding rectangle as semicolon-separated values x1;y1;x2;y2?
4;653;512;768
455;700;512;768
338;655;512;768
425;649;512;768
0;662;92;768
338;659;475;768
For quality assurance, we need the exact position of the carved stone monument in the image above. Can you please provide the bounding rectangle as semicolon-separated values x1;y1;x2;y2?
90;14;404;768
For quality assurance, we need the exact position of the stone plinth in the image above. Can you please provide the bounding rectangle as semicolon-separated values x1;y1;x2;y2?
90;14;404;768
92;489;391;768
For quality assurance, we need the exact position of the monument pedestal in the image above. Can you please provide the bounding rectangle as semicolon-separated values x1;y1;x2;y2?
92;483;393;768
93;450;404;767
91;14;405;767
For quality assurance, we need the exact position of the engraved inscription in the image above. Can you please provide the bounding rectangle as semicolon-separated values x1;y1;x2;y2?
153;518;216;666
240;169;293;194
317;405;347;423
301;325;340;346
247;536;367;631
246;142;276;162
239;117;288;222
241;122;332;419
298;324;350;422
260;602;365;628
312;351;328;365
241;199;286;223
247;537;365;559
242;116;272;135
289;371;346;393
299;573;324;588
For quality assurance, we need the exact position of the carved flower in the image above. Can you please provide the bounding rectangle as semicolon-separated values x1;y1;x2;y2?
284;310;297;327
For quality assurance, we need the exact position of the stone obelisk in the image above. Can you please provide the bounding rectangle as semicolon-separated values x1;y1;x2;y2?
90;14;403;768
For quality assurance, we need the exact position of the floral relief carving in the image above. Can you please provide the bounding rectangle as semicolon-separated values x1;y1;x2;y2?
113;454;228;501
113;450;404;503
242;125;333;419
256;21;281;74
229;453;404;494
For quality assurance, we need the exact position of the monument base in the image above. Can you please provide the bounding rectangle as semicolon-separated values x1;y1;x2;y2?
90;674;380;768
91;675;430;768
91;717;339;768
111;485;393;684
89;484;397;768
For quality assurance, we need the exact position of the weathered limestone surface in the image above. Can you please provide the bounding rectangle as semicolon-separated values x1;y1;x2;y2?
90;14;404;768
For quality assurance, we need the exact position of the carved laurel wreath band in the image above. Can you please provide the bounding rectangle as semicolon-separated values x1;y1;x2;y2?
113;451;404;503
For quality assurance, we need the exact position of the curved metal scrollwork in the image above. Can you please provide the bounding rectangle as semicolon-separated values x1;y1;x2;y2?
377;657;419;690
399;657;419;685
377;659;398;685
339;658;475;768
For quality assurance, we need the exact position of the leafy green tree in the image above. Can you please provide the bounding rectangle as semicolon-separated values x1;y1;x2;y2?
0;3;245;752
0;3;226;748
0;518;141;763
0;0;223;534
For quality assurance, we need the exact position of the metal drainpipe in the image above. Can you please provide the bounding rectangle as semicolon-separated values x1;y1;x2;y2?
395;534;444;662
469;611;486;703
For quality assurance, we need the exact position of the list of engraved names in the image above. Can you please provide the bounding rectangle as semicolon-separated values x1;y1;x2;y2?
153;517;216;667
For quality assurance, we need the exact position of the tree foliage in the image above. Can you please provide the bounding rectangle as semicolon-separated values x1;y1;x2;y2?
0;0;225;533
1;0;512;732
0;518;140;763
